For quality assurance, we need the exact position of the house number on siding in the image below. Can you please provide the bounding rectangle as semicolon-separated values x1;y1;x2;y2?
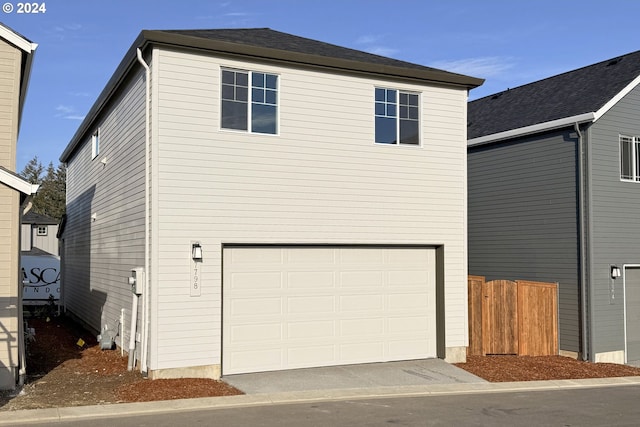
191;259;202;297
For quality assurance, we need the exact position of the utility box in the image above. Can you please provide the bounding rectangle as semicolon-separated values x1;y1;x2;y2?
129;268;144;295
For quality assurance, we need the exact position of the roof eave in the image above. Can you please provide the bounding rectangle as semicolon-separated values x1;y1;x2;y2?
467;112;596;147
61;30;483;162
0;166;39;195
143;30;485;88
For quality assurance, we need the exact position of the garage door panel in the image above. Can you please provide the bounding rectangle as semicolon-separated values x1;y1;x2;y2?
389;270;431;287
288;271;335;288
287;296;335;313
288;320;334;339
388;293;432;310
340;318;385;336
223;247;436;375
229;272;282;290
228;323;282;342
339;248;385;264
287;247;335;264
288;345;336;366
340;294;384;311
230;297;282;316
340;271;384;287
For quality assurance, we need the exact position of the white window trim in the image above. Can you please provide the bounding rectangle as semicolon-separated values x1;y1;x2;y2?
220;68;280;136
374;87;422;147
620;134;640;182
91;128;100;160
36;226;47;236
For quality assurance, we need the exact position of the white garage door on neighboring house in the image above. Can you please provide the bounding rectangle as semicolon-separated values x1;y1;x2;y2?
222;246;437;375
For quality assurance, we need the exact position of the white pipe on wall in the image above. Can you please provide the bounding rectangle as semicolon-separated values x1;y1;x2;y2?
127;293;139;371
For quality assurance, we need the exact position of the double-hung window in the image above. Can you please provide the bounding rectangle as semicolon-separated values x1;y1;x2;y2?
620;135;640;181
221;69;278;134
375;87;420;145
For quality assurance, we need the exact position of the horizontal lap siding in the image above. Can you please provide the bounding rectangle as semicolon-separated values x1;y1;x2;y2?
64;69;147;336
588;84;640;354
468;131;580;352
0;40;19;169
0;40;20;389
152;48;469;370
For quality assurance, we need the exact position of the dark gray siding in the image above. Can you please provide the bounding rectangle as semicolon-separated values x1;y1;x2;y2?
468;129;581;352
588;83;640;356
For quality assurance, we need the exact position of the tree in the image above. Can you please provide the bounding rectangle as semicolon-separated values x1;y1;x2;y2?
19;156;66;220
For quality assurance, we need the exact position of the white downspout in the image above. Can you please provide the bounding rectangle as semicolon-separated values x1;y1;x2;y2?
136;48;151;375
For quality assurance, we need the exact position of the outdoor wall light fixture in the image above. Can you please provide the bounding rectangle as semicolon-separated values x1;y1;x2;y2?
611;265;621;279
192;242;203;261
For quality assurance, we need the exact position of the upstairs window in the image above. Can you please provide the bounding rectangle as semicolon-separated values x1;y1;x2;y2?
221;69;278;134
620;135;640;181
91;129;100;159
36;226;47;236
375;87;420;145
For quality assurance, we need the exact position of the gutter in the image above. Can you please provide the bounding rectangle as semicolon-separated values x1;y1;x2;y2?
468;113;595;147
17;185;39;386
136;48;151;376
575;122;589;361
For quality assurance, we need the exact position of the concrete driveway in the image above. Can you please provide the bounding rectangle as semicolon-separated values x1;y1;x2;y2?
223;359;486;394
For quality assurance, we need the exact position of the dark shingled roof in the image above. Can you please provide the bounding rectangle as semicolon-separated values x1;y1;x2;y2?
468;49;640;140
165;28;453;74
23;211;58;225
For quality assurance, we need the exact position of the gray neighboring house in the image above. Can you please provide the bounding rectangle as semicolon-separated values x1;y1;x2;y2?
21;211;59;256
467;49;640;364
59;28;482;380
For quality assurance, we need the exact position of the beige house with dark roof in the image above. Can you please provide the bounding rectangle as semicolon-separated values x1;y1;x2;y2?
0;23;37;390
60;28;482;380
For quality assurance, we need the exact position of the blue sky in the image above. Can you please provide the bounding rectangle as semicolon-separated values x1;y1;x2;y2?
3;0;640;171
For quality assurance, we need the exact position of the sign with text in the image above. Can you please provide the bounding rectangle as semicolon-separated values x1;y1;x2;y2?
21;255;60;301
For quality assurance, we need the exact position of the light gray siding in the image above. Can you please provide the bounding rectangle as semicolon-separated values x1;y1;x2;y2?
468;130;581;352
21;223;59;255
150;48;470;371
63;68;147;337
588;83;640;355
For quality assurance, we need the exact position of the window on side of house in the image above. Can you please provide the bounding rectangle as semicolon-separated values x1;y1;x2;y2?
36;226;47;236
91;128;100;160
620;135;640;181
221;69;278;134
375;87;420;145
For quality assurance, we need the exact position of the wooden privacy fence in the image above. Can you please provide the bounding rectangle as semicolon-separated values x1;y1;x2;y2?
468;276;559;356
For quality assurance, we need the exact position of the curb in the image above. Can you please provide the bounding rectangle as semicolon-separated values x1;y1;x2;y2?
3;377;640;425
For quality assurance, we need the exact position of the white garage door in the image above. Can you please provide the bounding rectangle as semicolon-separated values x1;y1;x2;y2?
222;246;437;375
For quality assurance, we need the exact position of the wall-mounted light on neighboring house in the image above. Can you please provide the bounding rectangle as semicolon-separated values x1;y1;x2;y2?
192;242;203;261
611;265;621;279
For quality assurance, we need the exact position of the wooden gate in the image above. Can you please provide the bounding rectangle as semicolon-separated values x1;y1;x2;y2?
468;276;558;356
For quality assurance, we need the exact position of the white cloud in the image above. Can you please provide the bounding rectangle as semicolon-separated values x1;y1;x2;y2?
54;105;84;120
55;105;74;114
429;57;515;78
356;35;380;45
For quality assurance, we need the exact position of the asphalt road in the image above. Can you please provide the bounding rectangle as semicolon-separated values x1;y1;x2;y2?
17;384;640;427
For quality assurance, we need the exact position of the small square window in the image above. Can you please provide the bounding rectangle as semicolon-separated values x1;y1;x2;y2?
36;226;47;236
375;88;420;145
221;68;278;135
